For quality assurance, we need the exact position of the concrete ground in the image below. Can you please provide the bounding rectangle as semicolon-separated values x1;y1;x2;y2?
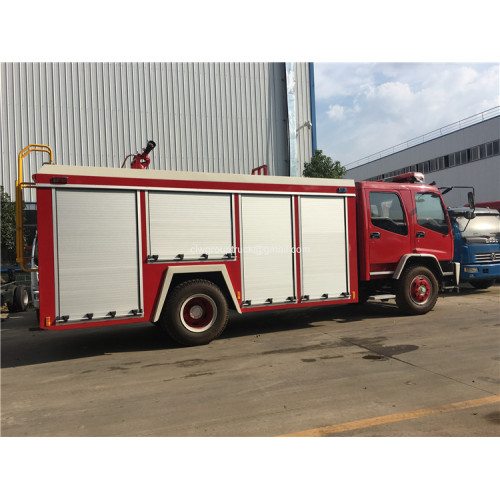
1;284;499;437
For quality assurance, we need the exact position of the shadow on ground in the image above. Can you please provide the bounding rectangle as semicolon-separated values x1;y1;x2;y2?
1;300;404;368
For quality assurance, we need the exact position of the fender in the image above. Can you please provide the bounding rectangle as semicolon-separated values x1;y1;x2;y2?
152;264;241;322
392;253;444;280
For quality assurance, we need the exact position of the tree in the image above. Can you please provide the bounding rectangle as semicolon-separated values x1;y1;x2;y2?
1;187;17;265
303;150;346;179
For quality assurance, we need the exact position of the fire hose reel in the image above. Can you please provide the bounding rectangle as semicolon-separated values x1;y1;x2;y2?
121;140;156;169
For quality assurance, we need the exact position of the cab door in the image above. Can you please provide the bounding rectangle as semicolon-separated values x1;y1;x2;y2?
413;191;453;261
367;190;413;277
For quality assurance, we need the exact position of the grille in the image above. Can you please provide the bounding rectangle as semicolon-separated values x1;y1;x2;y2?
475;252;500;263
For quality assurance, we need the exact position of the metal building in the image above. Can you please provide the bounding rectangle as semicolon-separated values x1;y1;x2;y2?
345;108;500;207
0;62;315;203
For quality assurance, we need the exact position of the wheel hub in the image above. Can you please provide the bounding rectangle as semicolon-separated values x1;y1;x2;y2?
189;305;204;320
180;294;217;332
410;276;431;303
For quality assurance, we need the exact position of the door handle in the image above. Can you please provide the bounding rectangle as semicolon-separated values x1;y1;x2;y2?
370;232;381;239
416;231;426;238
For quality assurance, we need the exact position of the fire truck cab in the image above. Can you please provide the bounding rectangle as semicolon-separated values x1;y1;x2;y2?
356;178;457;310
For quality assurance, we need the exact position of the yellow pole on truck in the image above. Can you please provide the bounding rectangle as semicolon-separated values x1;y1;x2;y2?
16;144;53;272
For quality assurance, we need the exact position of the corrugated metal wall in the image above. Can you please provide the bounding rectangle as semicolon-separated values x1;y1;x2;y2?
1;62;314;203
294;62;313;173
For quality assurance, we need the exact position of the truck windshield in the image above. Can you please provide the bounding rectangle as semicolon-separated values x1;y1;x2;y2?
414;192;449;235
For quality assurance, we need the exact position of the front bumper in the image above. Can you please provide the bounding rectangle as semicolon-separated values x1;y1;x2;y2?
460;263;500;282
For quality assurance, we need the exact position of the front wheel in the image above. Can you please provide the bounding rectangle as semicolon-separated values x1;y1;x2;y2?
395;266;439;315
159;279;229;346
470;279;495;290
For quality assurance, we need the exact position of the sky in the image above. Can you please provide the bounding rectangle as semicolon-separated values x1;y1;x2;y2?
313;63;499;168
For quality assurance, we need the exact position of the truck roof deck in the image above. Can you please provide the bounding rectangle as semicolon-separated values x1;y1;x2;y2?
36;165;355;188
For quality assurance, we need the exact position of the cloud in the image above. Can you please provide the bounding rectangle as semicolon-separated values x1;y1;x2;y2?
314;63;376;100
366;81;414;115
326;104;345;120
314;63;499;165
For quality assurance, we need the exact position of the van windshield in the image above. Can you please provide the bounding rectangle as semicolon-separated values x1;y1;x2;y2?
454;212;500;238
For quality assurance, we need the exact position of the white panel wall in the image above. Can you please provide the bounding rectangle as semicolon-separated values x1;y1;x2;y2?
346;114;500;206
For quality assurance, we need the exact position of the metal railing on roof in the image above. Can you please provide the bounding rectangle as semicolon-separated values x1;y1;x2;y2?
345;106;500;170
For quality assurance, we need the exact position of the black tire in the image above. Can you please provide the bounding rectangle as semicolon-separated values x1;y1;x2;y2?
5;292;15;312
13;285;29;312
159;279;229;346
470;279;495;290
395;266;439;315
357;282;375;305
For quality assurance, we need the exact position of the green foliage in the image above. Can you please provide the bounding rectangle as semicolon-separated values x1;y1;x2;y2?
303;150;346;179
1;187;17;265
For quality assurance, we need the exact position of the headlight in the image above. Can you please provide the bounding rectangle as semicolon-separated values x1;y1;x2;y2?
464;267;478;273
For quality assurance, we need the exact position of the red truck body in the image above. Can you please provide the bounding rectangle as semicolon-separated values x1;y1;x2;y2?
30;164;457;346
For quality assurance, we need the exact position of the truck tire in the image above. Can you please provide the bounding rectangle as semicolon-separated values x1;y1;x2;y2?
13;285;29;312
395;266;438;315
159;279;229;346
4;286;15;312
470;279;495;290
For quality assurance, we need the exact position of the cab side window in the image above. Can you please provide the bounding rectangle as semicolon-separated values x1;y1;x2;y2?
414;192;449;235
369;192;408;236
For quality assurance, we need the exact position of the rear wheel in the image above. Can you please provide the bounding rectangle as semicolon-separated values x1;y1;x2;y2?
159;279;228;346
13;285;29;312
395;266;439;315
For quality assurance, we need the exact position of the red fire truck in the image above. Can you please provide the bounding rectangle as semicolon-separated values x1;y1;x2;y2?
16;144;458;346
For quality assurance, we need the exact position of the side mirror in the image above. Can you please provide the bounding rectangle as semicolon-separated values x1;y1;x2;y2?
467;191;475;211
464;211;476;220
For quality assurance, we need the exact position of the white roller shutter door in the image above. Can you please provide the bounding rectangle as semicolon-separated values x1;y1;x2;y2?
148;192;233;260
300;196;348;300
241;195;295;305
54;189;141;321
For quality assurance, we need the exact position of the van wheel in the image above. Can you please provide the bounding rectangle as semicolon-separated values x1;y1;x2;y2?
396;266;438;315
159;279;228;346
470;279;494;290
